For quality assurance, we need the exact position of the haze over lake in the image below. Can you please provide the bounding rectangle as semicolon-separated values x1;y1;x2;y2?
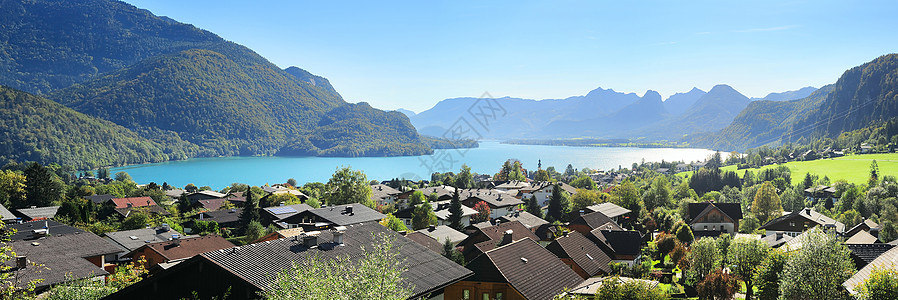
110;141;718;188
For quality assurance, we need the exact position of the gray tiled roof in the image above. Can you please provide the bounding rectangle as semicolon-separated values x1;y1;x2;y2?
285;204;385;226
847;243;895;270
405;231;444;253
432;200;478;220
415;225;468;245
8;229;121;290
201;222;473;298
498;211;549;229
261;203;312;221
15;206;60;220
845;245;898;293
8;220;83;241
571;211;617;230
460;188;523;208
466;238;583;300
84;194;115;204
0;203;16;221
585;202;631;219
193;208;242;226
104;227;184;252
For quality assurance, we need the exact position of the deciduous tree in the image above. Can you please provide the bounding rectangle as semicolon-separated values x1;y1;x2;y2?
752;181;783;224
779;227;855;300
727;237;769;300
473;201;490;223
324;166;374;207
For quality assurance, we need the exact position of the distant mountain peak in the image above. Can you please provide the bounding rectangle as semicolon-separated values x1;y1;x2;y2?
643;90;662;102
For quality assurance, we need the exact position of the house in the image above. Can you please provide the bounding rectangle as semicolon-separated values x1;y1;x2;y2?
460;189;523;219
253;227;305;243
278;203;385;231
546;232;613;279
846;244;895;270
845;230;879;245
415;224;469;245
0;203;18;223
567;276;659;299
109;196;158;209
396;185;457;209
191;198;230;211
520;182;578;207
845;219;881;237
655;168;670;175
103;225;187;262
115;205;170;218
6;221;121;292
124;235;234;269
675;163;691;173
370;184;401;206
804;185;837;204
759;208;845;237
760;231;794;248
184;190;227;204
497;211;549;230
104;223;473;300
259;203;312;226
260;189;309;206
15;206;59;221
460;221;541;261
568;211;618;234
394;200;478;228
189;208;243;229
583;202;631;224
164;189;186;200
585;229;643;265
688;202;743;238
445;238;583;300
845;245;898;294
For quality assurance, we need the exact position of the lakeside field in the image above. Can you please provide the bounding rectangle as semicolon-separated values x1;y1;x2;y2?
678;153;898;186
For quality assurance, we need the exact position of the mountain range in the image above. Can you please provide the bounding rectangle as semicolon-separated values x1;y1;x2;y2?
0;0;435;168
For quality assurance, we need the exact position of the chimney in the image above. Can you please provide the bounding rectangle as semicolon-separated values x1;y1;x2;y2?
775;231;783;240
804;208;811;215
500;230;514;246
162;223;171;232
345;205;353;214
871;227;881;237
127;202;133;208
429;224;436;231
280;202;286;206
333;226;347;245
171;234;181;246
303;231;320;248
16;256;26;269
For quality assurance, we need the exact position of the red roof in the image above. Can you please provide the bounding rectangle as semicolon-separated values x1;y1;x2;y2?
111;197;157;209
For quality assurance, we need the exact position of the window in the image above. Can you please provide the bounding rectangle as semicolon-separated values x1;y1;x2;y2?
483;293;490;300
496;292;504;300
703;225;708;231
463;290;470;300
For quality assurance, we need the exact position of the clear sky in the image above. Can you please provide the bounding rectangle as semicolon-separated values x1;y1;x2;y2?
124;0;898;112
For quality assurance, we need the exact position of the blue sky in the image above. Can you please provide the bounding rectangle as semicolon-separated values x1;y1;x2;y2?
125;0;898;112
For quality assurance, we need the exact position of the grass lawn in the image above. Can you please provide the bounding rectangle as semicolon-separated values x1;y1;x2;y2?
677;153;898;186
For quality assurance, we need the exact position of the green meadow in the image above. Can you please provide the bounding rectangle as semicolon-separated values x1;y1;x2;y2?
678;153;898;186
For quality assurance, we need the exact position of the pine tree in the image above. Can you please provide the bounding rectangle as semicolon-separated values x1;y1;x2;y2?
547;183;570;222
24;162;62;208
447;189;464;231
240;189;260;234
526;195;543;218
442;238;465;265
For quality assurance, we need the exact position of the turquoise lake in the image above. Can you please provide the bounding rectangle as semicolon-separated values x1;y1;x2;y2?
109;141;718;189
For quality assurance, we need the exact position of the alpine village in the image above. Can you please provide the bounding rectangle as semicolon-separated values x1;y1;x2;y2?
2;1;898;300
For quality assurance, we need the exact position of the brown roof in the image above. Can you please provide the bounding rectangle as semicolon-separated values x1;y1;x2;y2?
463;221;541;260
111;197;157;209
571;211;617;230
405;231;444;253
127;235;234;262
466;238;583;300
546;232;613;277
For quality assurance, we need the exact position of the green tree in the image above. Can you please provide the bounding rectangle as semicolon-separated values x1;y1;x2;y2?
442;238;464;265
779;227;855;300
121;209;151;230
688;237;720;283
447;189;464;231
675;222;694;244
571;189;601;212
534;169;551;182
857;267;898;300
324;166;374;207
752;181;783;224
755;249;789;300
590;276;670;300
526;195;544;219
408;191;425;207
871;160;880;186
569;176;596;190
245;220;265;242
655;233;676;265
263;233;412;300
0;170;26;208
411;200;438;230
727;237;770;300
547;183;571;222
380;214;408;232
454;164;474;189
611;181;643;221
239;190;260;234
24;162;64;207
642;176;673;211
114;171;132;182
306;198;321;209
97;167;110;180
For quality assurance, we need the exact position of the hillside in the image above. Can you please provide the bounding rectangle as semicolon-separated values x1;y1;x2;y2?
694;54;898;151
0;0;434;162
0;86;201;169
